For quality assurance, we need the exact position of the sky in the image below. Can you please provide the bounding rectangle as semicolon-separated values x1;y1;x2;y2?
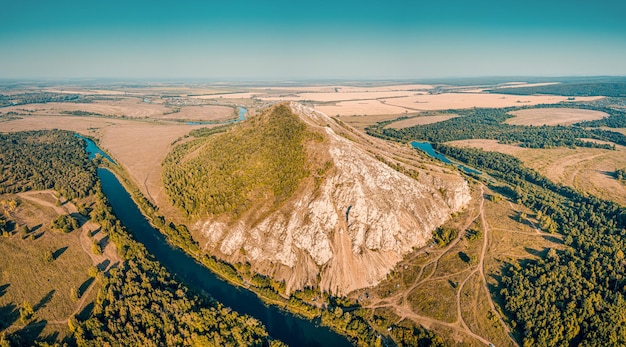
1;0;625;80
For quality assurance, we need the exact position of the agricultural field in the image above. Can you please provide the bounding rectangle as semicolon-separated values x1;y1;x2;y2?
506;108;609;126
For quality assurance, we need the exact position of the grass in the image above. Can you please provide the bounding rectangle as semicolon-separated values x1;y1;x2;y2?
354;182;564;346
0;193;110;344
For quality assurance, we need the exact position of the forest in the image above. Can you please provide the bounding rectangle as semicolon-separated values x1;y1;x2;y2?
487;82;626;97
0;93;83;107
0;129;281;346
0;130;97;199
369;106;626;346
367;107;626;148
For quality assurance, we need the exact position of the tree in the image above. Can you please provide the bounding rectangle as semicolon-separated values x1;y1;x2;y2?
19;300;34;323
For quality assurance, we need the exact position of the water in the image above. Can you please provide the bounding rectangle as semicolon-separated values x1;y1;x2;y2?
96;168;351;347
76;135;116;164
410;141;481;175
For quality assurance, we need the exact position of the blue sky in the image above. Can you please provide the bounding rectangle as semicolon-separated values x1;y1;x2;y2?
1;0;625;79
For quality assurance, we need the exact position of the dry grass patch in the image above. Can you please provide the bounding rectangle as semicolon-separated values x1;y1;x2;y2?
381;93;603;111
161;105;236;121
460;274;515;347
385;114;459;128
0;192;118;342
407;278;458;323
514;146;626;205
316;99;411;116
507;108;609;126
3;98;169;118
260;91;419;102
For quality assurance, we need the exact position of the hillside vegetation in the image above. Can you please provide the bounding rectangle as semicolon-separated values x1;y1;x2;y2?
370;108;626;346
163;104;323;218
0;130;280;346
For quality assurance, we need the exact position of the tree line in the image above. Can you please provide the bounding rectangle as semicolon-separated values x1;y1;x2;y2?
432;143;626;346
367;107;626;148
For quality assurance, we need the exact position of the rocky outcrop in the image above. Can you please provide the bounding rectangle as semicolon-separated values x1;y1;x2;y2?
194;103;471;294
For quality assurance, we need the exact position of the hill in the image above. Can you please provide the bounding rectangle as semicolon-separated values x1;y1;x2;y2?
163;103;471;294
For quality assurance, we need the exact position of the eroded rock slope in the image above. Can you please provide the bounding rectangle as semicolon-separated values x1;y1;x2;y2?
186;103;471;294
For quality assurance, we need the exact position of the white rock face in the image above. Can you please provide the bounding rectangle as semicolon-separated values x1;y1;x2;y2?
195;103;471;294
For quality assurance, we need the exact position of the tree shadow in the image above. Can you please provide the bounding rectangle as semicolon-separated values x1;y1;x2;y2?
33;290;55;312
99;234;110;249
458;251;470;263
524;247;547;258
30;224;42;233
90;227;101;237
97;259;110;272
542;235;563;244
12;319;47;346
76;302;94;321
69;212;87;228
52;246;68;260
0;283;9;298
32;232;44;240
78;278;94;297
0;303;19;329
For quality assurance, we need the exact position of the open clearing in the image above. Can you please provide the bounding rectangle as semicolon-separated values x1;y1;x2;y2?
160;105;236;121
316;99;412;116
385;114;459;128
446;139;626;205
2;99;169;118
358;184;560;346
381;93;603;111
259;90;421;102
506;108;609;126
0;191;119;343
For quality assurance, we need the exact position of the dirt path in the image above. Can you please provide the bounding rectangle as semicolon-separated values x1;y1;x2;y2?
365;185;523;346
10;190;121;332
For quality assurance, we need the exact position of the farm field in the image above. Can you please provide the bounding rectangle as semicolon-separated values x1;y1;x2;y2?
385;114;459;128
506;108;609;126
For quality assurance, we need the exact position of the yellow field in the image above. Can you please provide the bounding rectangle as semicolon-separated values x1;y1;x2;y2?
446;139;626;205
316;99;411;116
385;114;459;128
507;108;609;126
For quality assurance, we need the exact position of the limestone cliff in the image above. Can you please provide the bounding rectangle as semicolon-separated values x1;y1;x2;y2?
191;103;471;294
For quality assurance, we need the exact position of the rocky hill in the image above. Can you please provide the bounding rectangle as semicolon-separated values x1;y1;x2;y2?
164;103;471;294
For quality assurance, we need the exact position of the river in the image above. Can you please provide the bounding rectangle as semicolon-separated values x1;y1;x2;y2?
94;166;350;345
411;141;481;175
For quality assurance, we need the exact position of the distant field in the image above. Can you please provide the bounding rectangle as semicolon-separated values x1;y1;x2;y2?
385;114;459;128
259;90;420;102
316;99;411;116
446;139;626;205
506;108;609;126
381;93;603;111
161;105;235;121
2;99;169;118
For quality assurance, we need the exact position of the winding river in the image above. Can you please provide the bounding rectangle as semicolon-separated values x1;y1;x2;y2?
91;145;351;346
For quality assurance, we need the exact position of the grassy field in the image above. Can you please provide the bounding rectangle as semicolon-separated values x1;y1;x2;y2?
355;183;562;346
0;191;119;344
446;139;626;205
506;108;609;126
